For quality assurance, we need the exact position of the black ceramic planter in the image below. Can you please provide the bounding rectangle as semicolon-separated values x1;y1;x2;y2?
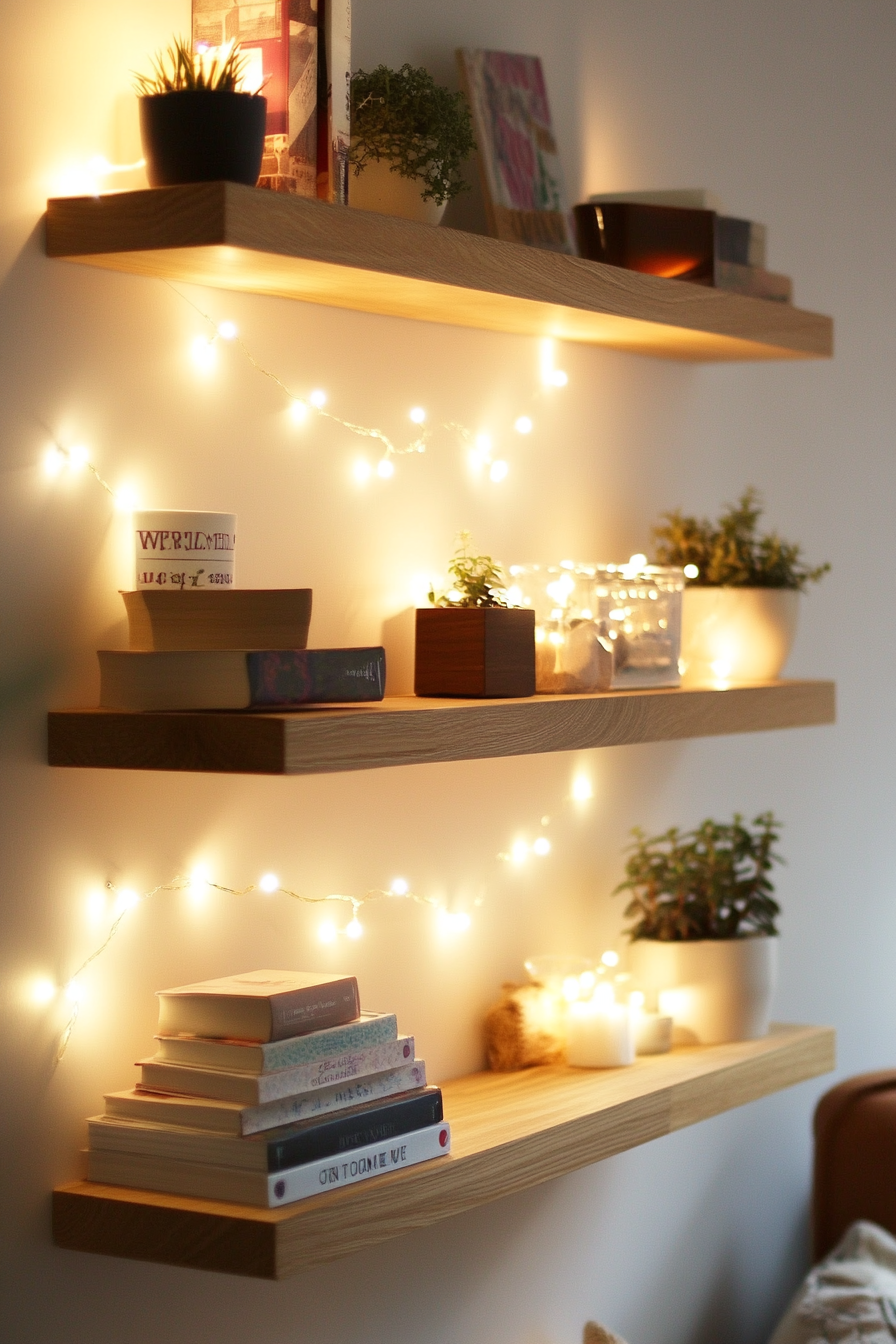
139;91;267;188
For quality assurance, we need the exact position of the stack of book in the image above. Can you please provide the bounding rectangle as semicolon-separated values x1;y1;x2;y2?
87;970;449;1208
573;188;792;303
99;589;386;711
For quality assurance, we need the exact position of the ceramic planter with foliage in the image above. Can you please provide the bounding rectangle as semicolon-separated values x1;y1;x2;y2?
616;812;782;1045
415;533;535;697
134;38;267;188
652;488;829;684
349;64;474;223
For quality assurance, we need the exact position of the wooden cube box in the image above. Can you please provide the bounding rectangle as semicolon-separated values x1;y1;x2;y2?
414;608;536;698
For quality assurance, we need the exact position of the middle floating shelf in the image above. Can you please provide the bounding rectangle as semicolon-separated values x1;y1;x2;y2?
47;678;835;776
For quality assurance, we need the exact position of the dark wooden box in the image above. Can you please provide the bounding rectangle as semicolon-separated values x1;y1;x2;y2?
414;608;536;698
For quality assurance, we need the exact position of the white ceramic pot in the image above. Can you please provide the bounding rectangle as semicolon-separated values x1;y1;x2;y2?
680;587;799;684
630;936;778;1045
134;510;236;590
350;157;447;225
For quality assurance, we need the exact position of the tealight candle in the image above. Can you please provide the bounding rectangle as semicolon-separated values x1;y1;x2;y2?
565;986;635;1068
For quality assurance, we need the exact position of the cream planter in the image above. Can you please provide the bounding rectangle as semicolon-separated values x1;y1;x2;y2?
680;587;799;684
350;157;447;225
630;936;778;1045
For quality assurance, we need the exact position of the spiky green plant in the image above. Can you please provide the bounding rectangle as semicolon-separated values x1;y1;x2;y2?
429;531;508;608
350;64;474;204
614;812;783;941
652;488;830;590
133;37;257;96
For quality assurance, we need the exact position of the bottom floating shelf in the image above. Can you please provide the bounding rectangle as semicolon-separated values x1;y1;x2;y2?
53;1023;833;1278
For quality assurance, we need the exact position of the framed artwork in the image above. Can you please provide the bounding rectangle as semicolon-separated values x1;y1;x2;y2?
457;48;574;253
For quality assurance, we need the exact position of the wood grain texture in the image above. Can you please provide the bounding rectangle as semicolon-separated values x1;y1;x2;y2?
45;185;833;361
52;1024;834;1278
46;679;836;776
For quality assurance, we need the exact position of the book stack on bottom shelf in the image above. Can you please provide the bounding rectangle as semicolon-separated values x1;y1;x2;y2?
86;970;450;1209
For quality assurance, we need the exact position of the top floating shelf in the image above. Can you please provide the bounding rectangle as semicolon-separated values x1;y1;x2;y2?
45;184;833;362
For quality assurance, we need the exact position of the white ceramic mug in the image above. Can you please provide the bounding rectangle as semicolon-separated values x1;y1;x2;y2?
134;511;236;590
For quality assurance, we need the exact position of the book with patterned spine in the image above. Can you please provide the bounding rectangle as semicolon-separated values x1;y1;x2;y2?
154;1010;397;1073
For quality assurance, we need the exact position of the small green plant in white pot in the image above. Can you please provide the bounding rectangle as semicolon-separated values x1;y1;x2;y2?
615;812;782;1045
349;63;474;224
652;488;829;684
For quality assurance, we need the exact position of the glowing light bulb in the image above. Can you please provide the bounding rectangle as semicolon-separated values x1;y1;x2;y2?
514;416;533;435
571;775;593;802
43;446;65;477
376;458;394;478
67;444;90;471
409;406;426;424
31;978;56;1005
258;872;279;893
217;320;238;340
510;839;529;864
683;563;699;579
601;950;620;968
114;888;140;914
310;389;326;408
346;917;363;940
532;836;551;856
390;878;409;896
290;399;308;424
550;369;568;387
489;459;509;482
318;920;337;944
353;460;372;484
113;484;139;511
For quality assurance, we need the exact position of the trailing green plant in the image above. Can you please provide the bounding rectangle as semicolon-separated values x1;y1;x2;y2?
133;37;258;96
350;64;475;204
614;812;783;941
652;487;830;591
428;531;508;608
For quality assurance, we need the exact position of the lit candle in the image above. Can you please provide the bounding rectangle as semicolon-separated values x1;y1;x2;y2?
565;984;635;1068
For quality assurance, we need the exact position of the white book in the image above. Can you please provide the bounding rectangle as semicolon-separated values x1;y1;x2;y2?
88;1120;451;1208
138;1036;415;1105
107;1060;427;1136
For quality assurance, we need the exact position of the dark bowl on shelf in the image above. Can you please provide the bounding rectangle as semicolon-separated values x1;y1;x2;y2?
139;91;267;188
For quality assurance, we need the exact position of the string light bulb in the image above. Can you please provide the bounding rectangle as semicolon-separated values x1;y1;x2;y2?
258;872;280;894
113;484;139;511
309;389;326;408
489;460;509;482
409;407;426;424
683;563;699;579
345;917;363;940
438;909;471;935
571;775;593;802
114;888;140;915
550;370;568;387
43;446;66;477
31;978;57;1005
217;320;238;340
376;458;394;478
390;878;409;896
601;950;620;968
514;416;533;435
532;837;551;856
289;399;308;424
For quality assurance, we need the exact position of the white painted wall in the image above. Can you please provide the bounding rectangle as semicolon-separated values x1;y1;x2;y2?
1;1;893;1341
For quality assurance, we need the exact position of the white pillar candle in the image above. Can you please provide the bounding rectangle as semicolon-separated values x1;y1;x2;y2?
134;510;236;590
634;1011;673;1056
565;994;635;1068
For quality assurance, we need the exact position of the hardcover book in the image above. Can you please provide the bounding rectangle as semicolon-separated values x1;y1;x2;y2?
138;1035;416;1104
89;1086;443;1172
457;48;574;254
156;969;360;1043
154;1009;397;1074
106;1059;427;1135
87;1120;452;1207
121;589;313;652
315;0;351;203
98;647;386;711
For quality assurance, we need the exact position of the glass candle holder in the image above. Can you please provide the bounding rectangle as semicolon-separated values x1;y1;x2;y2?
509;559;684;692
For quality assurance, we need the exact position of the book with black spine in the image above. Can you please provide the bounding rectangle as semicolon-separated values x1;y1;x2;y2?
90;1085;443;1172
98;647;386;711
87;1120;452;1207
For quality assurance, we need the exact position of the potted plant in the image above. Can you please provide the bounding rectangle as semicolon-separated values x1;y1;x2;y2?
615;812;782;1044
415;532;535;697
349;64;474;224
134;38;267;188
652;488;830;683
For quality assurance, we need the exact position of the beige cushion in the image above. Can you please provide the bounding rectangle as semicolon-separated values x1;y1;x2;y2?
769;1221;896;1343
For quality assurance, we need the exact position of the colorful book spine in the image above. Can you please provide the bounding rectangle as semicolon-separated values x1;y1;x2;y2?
154;1011;398;1073
88;1120;452;1207
246;647;385;705
138;1036;416;1104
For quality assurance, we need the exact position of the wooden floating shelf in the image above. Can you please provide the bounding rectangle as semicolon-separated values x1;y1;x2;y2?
45;183;833;362
47;679;835;776
53;1023;835;1278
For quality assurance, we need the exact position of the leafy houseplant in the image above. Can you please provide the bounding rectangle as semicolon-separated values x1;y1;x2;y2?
134;37;267;188
616;813;783;1044
349;64;475;223
416;533;535;698
651;489;830;684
